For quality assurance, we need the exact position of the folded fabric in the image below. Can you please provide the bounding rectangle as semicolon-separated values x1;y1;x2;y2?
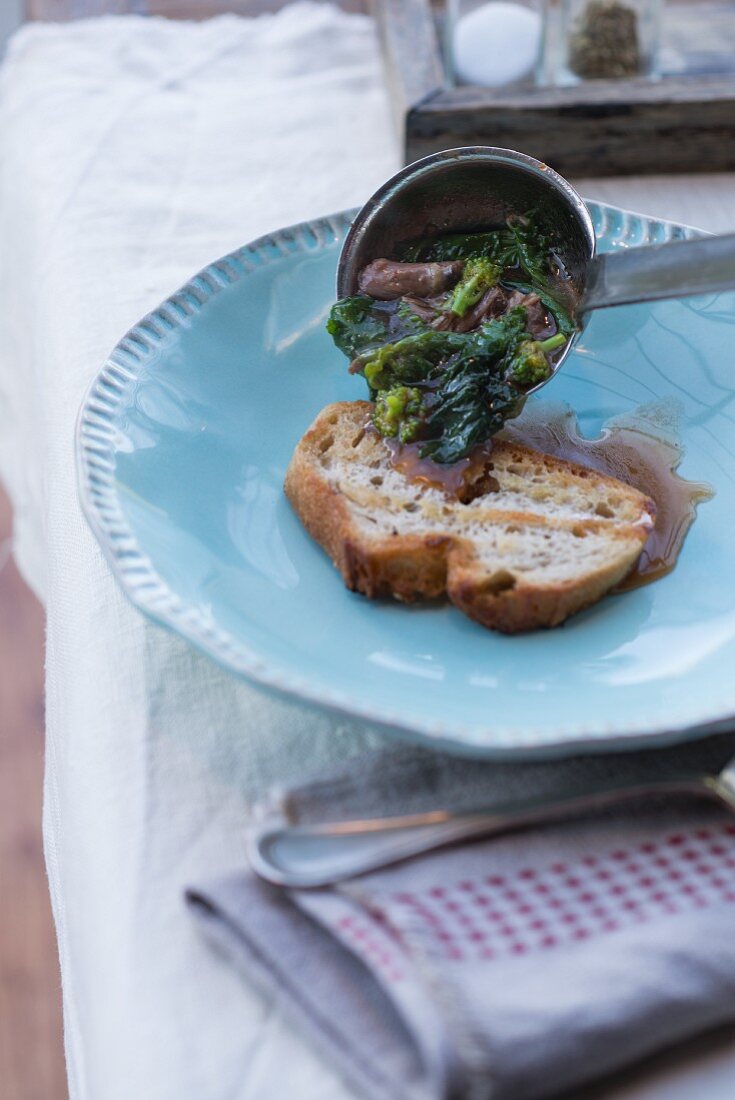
188;734;735;1100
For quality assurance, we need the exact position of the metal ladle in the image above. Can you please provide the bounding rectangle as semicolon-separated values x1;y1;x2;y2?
337;147;735;394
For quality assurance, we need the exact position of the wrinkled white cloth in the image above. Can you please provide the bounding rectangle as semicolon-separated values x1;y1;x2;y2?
0;8;735;1100
0;8;399;1100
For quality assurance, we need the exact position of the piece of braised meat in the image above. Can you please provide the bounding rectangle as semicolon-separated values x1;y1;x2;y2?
454;286;510;333
521;292;555;340
506;290;555;340
358;259;463;301
403;286;510;333
401;294;445;324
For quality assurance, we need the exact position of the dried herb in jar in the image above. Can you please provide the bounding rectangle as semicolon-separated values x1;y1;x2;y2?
568;0;641;79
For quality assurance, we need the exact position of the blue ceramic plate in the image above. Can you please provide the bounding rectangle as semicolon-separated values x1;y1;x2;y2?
77;202;735;758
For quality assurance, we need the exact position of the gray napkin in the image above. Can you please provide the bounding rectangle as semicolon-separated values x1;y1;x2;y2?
187;734;735;1100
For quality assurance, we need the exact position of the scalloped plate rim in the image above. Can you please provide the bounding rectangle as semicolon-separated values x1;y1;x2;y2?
76;199;733;760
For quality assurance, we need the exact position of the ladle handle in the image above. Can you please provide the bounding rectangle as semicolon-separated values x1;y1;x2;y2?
580;231;735;314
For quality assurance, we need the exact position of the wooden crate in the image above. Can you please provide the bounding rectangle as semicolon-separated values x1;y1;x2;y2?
375;0;735;175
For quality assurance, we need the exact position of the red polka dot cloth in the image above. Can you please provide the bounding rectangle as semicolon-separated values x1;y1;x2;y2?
189;736;735;1100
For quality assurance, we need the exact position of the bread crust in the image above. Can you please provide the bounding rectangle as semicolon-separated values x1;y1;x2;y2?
285;402;655;633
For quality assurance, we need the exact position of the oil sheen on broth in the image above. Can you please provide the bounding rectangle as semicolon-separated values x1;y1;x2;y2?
387;401;712;591
503;402;712;591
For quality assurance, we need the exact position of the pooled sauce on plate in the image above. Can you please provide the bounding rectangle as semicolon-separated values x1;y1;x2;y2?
386;400;713;591
500;402;714;591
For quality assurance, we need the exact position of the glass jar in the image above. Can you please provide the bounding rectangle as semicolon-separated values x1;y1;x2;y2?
557;0;662;83
446;0;547;88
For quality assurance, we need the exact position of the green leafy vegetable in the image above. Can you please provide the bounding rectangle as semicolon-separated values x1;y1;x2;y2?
461;309;529;362
326;295;428;360
402;213;554;290
495;215;551;287
445;257;501;317
353;311;533;465
403;231;503;264
420;361;518;466
356;330;465;392
326;214;573;465
326;295;386;359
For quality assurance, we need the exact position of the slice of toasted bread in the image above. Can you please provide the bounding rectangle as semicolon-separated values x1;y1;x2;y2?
285;402;655;633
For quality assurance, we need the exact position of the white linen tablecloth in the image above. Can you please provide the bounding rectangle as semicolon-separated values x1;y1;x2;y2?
0;8;734;1100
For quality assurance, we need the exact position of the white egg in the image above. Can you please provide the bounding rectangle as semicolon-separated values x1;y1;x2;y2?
452;2;543;87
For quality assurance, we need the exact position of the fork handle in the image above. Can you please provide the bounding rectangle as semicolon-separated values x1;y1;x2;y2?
247;776;715;889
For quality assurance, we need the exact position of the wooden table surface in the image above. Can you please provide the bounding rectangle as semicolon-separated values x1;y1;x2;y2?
0;487;65;1100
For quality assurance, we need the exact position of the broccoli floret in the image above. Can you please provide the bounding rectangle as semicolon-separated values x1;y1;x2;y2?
446;257;501;317
358;330;464;391
508;334;566;388
373;386;425;444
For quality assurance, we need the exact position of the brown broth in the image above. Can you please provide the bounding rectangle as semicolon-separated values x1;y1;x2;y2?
386;400;713;592
499;402;714;591
386;438;495;500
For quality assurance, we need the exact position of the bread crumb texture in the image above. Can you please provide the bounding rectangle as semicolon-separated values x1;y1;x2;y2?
285;402;655;633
